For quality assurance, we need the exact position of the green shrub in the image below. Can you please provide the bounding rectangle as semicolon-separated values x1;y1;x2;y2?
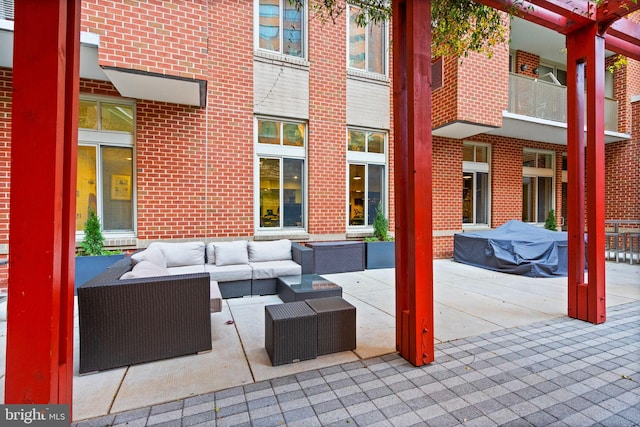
79;209;106;255
370;202;394;241
544;209;558;231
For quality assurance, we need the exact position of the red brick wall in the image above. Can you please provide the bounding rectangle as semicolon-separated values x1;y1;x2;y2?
457;48;509;128
82;0;208;80
432;56;459;129
0;68;11;289
205;1;254;238
605;101;640;221
515;50;540;78
307;10;347;236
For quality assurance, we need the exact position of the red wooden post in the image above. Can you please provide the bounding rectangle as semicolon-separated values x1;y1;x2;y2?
393;0;435;366
565;24;607;324
5;0;80;406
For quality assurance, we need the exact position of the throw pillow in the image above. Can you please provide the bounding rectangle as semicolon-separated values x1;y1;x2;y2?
120;260;170;279
130;246;167;268
214;241;249;266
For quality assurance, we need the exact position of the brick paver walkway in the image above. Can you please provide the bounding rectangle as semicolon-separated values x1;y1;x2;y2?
72;301;640;427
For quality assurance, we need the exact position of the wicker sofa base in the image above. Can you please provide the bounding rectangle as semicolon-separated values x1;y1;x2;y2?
78;271;212;374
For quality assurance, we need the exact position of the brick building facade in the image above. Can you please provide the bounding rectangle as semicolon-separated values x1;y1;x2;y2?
0;2;638;289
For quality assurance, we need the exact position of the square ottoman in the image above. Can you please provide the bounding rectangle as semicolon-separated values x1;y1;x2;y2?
265;301;318;366
305;297;356;355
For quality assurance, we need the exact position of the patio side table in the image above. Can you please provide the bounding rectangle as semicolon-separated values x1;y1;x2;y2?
265;301;317;366
305;297;356;356
277;274;342;302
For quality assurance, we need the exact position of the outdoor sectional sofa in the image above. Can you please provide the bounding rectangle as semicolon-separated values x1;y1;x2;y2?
77;239;313;373
127;239;313;298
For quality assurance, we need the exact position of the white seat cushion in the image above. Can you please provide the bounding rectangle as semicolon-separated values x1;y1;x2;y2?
167;265;206;275
250;260;301;280
210;281;222;313
204;263;253;282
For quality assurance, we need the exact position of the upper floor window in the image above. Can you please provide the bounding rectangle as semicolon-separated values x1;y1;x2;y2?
256;118;307;231
347;6;386;75
257;0;305;58
347;129;387;227
463;142;490;225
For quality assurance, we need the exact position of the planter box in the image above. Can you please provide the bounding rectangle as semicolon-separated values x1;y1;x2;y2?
75;254;125;294
365;241;395;269
306;241;364;274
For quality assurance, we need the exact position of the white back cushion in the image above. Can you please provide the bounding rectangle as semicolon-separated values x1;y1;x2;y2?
248;239;292;262
206;243;216;265
214;241;249;266
148;241;205;267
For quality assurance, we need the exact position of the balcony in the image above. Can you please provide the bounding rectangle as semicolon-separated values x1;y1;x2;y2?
487;73;629;144
507;73;618;132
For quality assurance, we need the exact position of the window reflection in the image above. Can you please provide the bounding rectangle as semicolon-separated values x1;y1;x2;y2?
349;164;365;225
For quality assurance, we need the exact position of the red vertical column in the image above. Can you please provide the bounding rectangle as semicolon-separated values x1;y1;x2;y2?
393;0;435;366
5;0;79;406
566;24;607;324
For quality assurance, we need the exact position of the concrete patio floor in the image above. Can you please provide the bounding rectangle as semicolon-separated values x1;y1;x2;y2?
0;259;638;422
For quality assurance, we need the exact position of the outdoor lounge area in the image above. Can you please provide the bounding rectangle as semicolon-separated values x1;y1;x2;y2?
1;259;638;423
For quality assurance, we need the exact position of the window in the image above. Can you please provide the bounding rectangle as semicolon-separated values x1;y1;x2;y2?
0;0;13;21
462;142;490;225
77;98;135;235
257;0;305;57
522;149;554;223
347;6;386;75
538;62;567;86
347;129;387;227
256;118;306;230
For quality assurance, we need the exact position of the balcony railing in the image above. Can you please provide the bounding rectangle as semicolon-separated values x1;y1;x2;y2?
508;73;618;132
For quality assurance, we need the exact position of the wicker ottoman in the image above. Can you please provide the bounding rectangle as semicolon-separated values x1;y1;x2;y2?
265;301;318;366
305;297;356;355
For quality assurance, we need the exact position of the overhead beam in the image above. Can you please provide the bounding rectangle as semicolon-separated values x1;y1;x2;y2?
605;34;640;61
607;19;640;47
527;0;594;27
479;0;572;33
597;0;640;32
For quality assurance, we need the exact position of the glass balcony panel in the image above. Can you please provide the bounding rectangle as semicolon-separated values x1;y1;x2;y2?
508;73;618;132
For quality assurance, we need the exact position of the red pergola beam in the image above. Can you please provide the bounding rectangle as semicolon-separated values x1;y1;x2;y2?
527;0;594;27
5;0;79;407
607;19;640;48
597;0;640;28
605;33;640;61
480;0;572;33
393;0;435;367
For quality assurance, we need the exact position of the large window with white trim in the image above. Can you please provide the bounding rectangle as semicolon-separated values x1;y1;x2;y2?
77;97;135;234
256;0;305;57
256;118;306;230
347;5;387;75
522;149;554;223
347;129;387;227
462;142;490;225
